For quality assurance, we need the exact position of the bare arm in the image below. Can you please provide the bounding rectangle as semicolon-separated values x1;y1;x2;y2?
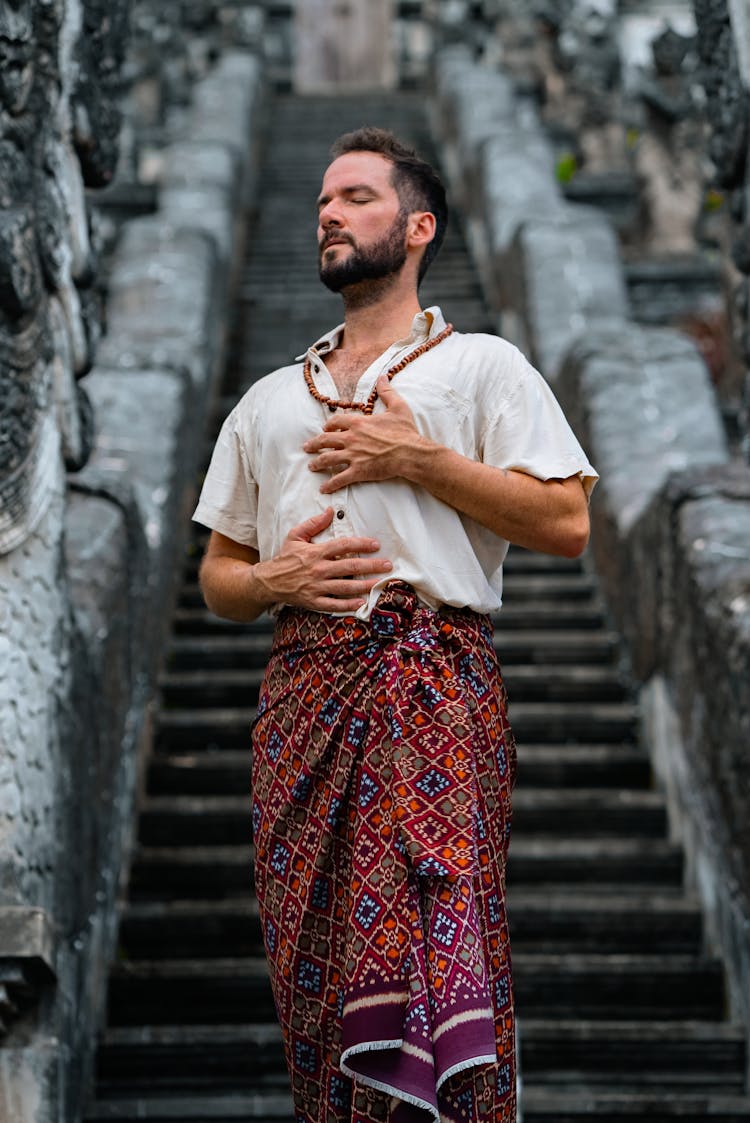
304;376;591;558
198;507;393;622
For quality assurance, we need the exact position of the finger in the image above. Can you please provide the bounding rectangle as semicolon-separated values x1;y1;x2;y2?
376;374;400;406
318;536;382;557
312;595;368;613
287;507;334;541
320;577;385;597
324;557;393;578
322;413;356;433
319;468;356;493
307;450;350;472
308;454;351;477
303;433;348;453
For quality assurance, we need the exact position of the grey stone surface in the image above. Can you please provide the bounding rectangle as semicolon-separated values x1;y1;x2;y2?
692;0;750;438
95;220;221;395
643;674;750;1075
187;52;264;167
0;1044;61;1123
636;467;750;1053
560;324;729;533
0;0;130;554
480;130;563;259
0;909;56;974
75;368;192;601
434;45;750;1054
510;207;630;381
0;479;70;914
558;328;730;673
0;26;266;1123
431;48;518;211
672;474;750;868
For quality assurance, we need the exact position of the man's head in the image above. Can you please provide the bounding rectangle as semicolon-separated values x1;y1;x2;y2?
317;127;447;296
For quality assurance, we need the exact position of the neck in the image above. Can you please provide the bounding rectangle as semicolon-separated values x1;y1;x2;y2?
339;274;423;354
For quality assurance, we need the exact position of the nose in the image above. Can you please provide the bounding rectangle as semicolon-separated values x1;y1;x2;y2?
318;197;343;230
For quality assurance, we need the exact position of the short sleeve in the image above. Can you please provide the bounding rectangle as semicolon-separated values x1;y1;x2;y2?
482;352;598;498
192;406;259;548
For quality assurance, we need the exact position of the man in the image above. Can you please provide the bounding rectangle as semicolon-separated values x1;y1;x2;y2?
194;128;597;1123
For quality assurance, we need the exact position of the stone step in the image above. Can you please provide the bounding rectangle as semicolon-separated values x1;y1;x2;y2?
117;892;702;959
179;541;579;583
177;572;601;609
165;628;622;671
507;837;684;891
86;1086;750;1123
147;742;650;795
181;540;586;580
520;1088;750;1121
128;837;685;900
85;1090;293;1121
91;1018;745;1095
156;663;630;709
171;601;609;635
166;634;274;671
153;700;638;751
519;1019;746;1090
105;953;726;1025
137;787;664;846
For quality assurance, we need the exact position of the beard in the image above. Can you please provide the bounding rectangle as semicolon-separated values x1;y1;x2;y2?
318;208;409;297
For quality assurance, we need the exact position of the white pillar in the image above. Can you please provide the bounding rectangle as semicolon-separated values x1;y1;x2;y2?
293;0;397;93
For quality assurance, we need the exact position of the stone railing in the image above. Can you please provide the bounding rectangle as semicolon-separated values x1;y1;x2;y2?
431;45;750;1064
0;41;265;1123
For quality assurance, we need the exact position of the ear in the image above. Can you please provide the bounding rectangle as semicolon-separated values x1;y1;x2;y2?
407;210;436;249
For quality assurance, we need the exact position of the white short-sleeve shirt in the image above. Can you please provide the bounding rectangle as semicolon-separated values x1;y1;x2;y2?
193;306;598;619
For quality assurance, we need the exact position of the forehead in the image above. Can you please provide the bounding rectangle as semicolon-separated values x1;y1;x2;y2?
319;150;396;197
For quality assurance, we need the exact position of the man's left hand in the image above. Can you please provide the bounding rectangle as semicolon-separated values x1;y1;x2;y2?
303;376;427;493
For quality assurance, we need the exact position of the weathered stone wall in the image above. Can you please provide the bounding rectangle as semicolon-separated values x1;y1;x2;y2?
431;43;750;1049
693;0;750;447
0;3;266;1118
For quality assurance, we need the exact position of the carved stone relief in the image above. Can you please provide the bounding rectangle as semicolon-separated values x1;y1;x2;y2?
633;26;705;255
534;2;628;173
293;0;397;93
692;0;750;440
0;0;129;555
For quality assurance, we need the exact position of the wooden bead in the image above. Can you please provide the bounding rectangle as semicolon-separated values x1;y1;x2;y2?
303;324;454;414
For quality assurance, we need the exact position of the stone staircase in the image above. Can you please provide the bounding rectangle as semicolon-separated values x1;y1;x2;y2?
83;93;750;1122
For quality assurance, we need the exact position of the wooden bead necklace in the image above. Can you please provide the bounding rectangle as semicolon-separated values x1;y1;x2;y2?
303;323;454;414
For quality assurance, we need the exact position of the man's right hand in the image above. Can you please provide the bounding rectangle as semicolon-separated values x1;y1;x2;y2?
199;508;392;621
256;507;392;614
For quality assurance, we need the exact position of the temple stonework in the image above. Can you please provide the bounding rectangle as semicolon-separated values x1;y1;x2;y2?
0;3;749;1121
293;0;397;92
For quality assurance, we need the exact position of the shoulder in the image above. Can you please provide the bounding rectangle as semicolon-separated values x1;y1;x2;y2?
230;361;305;421
446;329;527;369
443;330;534;398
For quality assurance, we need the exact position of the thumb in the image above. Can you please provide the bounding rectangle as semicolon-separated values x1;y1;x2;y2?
287;507;334;542
377;374;400;407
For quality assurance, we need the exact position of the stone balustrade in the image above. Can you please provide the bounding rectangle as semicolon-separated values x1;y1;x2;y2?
0;37;265;1123
431;46;750;1065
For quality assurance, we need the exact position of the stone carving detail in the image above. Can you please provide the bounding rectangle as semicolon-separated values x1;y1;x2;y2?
692;0;750;445
633;26;705;255
533;1;628;174
0;0;130;555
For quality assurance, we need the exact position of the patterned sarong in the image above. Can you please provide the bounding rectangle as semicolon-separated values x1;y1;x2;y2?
251;583;517;1122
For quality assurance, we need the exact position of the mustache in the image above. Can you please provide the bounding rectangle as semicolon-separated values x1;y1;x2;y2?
319;232;355;252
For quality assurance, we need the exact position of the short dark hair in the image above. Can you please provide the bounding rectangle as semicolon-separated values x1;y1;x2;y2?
329;126;447;284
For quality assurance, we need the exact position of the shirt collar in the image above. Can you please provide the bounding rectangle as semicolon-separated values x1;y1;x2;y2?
295;306;446;361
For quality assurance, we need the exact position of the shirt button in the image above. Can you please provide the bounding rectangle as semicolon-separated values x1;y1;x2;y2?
336;509;345;520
